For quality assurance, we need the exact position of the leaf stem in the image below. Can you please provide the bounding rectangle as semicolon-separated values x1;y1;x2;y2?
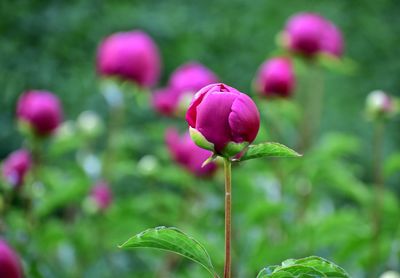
223;158;232;278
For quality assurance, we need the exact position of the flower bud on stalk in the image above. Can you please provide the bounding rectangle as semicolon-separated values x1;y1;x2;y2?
283;12;344;58
321;22;344;58
97;30;161;87
17;91;63;136
255;57;295;98
366;90;395;119
166;128;217;177
0;239;23;278
169;62;219;94
186;83;260;158
2;149;31;188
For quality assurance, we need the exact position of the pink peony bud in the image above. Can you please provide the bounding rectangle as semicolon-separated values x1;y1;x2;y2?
255;57;295;98
2;149;31;187
321;22;344;57
284;13;328;56
169;62;219;94
151;87;181;116
0;239;23;278
17;91;63;136
186;83;260;156
284;13;344;58
166;129;217;177
90;181;112;211
97;30;161;87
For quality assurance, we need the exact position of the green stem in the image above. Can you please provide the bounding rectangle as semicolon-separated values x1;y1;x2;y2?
27;136;43;230
102;104;125;179
298;62;324;152
223;158;232;278
370;119;385;275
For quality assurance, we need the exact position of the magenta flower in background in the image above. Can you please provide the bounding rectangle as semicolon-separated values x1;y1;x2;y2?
17;91;62;136
321;22;344;57
255;57;295;98
152;62;218;117
284;13;327;56
186;83;260;155
2;149;31;187
0;239;23;278
166;128;217;177
169;62;219;94
283;12;344;58
90;181;113;211
97;30;161;87
151;87;181;116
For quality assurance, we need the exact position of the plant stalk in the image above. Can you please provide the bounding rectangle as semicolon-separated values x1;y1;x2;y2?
223;158;232;278
298;62;324;152
370;119;385;275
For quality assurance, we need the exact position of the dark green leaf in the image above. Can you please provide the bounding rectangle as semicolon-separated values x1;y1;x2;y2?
239;142;301;161
120;226;218;277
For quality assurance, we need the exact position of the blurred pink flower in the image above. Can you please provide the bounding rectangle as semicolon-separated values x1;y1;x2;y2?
90;181;113;211
169;62;219;94
152;62;218;117
0;239;23;278
284;12;344;58
166;128;217;177
17;90;62;136
255;57;295;98
2;149;31;187
321;22;344;57
151;87;181;116
97;30;161;87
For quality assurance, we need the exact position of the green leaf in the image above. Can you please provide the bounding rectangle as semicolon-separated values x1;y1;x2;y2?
119;226;218;277
317;54;358;75
238;142;301;161
256;256;350;278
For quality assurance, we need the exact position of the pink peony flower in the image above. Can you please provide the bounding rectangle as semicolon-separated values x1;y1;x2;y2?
17;90;62;136
186;83;260;155
97;30;161;87
0;239;23;278
90;181;112;211
2;149;31;187
255;57;295;98
166;128;217;177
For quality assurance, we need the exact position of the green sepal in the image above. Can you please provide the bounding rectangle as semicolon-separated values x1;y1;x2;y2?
221;141;249;158
201;154;218;168
189;127;214;151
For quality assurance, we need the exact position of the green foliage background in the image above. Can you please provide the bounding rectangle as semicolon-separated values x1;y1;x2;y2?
2;0;400;168
1;1;400;277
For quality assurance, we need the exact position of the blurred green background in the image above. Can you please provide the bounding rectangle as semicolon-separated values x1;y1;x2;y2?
1;0;400;164
1;1;400;277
